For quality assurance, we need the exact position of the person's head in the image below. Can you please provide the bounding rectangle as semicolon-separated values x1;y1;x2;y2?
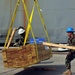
18;26;25;37
66;27;74;37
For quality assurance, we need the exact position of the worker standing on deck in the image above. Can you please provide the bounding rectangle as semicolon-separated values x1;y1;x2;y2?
63;27;75;75
13;26;26;46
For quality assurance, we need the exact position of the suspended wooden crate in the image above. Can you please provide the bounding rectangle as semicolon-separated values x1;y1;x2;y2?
2;0;52;68
2;44;52;68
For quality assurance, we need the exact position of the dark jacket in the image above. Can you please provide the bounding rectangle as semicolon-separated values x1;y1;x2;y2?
68;34;75;53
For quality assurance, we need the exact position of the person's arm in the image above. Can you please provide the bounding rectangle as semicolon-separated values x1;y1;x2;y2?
70;38;75;52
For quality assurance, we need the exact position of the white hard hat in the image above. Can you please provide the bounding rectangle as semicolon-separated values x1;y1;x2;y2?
18;28;25;34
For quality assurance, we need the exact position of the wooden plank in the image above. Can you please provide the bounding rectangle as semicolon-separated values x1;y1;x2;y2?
43;42;75;50
7;28;17;49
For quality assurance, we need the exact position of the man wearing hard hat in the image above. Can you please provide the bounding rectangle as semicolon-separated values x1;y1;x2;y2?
63;27;75;75
13;26;26;46
18;26;25;38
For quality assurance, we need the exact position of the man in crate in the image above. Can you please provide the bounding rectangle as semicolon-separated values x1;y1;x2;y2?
13;26;26;46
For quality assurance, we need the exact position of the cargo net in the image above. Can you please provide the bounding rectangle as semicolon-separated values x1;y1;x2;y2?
2;44;52;68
